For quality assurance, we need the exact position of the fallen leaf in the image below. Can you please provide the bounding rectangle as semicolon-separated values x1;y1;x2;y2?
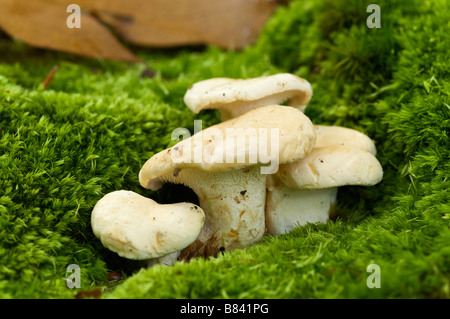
0;0;279;62
0;0;140;62
107;271;122;282
75;288;102;299
80;0;279;49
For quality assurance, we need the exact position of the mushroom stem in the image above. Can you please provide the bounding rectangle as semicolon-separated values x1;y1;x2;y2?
216;91;309;121
146;251;181;267
143;166;267;257
265;176;337;235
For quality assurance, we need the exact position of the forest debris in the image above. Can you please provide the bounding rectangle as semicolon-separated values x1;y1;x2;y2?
0;0;279;62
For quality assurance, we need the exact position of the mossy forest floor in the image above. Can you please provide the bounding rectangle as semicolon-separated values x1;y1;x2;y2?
1;0;449;298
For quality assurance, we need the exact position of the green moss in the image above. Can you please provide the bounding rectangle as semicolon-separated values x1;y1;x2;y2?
0;0;449;298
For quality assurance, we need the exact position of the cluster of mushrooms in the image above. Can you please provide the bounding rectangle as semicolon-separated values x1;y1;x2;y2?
91;73;383;266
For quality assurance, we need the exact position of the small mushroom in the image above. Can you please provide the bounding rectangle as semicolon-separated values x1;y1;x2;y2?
266;145;383;235
184;73;313;120
139;105;316;257
91;190;205;263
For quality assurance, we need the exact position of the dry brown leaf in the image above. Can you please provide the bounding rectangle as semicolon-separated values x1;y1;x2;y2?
0;0;278;62
0;0;140;62
46;0;278;49
93;0;276;49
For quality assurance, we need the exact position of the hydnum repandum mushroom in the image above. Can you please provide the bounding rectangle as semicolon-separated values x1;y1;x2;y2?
139;105;316;258
183;73;313;121
265;126;383;235
91;190;205;265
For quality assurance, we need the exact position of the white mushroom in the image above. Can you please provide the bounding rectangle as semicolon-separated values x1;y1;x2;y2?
91;190;205;264
266;145;383;235
265;125;381;235
183;73;313;120
139;105;316;257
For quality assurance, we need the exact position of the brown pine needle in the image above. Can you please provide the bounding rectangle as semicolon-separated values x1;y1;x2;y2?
42;65;58;89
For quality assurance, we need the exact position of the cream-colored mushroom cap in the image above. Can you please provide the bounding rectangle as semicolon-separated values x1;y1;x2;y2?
140;104;316;189
91;190;205;260
277;146;383;189
314;125;377;155
183;73;313;120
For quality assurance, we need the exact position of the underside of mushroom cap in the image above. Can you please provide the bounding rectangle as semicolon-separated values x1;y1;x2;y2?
183;73;313;119
139;104;316;190
276;146;383;190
